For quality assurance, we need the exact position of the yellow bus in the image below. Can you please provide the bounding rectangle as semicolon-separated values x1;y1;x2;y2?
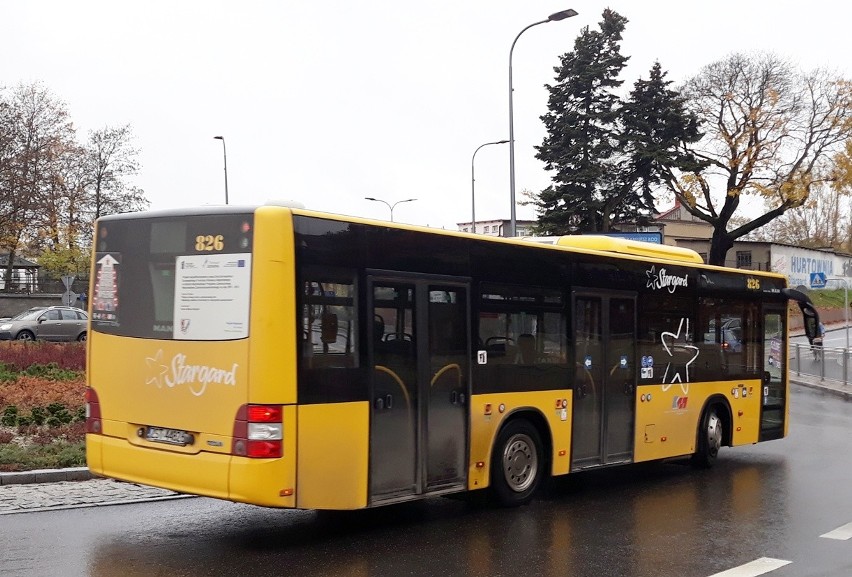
85;205;820;509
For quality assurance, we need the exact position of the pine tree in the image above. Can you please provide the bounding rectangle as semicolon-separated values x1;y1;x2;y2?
533;9;629;234
620;62;704;213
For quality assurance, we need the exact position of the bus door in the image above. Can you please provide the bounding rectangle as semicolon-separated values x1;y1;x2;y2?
571;292;637;470
368;274;470;503
760;305;787;441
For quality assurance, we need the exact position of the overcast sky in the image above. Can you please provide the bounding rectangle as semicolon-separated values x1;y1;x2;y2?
6;1;851;229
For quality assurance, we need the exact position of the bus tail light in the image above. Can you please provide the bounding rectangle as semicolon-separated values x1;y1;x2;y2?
85;387;102;434
232;404;283;458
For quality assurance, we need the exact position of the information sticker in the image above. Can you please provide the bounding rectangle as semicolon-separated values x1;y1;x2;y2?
173;253;251;340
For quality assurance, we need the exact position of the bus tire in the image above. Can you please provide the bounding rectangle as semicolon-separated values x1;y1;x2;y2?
490;419;544;506
691;406;723;469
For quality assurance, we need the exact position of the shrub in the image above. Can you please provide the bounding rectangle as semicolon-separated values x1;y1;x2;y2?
0;439;85;472
0;341;86;372
64;421;85;443
30;406;46;426
1;405;17;427
0;341;87;470
0;363;17;383
0;375;86;413
23;363;82;381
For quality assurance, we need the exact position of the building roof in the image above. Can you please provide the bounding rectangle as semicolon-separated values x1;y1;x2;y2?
0;254;40;268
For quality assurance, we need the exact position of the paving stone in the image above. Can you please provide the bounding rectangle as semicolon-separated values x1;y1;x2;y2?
0;478;189;515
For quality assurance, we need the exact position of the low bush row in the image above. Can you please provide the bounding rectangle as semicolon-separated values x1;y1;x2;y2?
0;341;85;372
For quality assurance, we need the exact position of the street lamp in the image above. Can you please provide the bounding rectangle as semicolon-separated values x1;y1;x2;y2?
508;8;578;238
471;140;509;233
827;277;850;352
364;197;417;222
213;136;229;205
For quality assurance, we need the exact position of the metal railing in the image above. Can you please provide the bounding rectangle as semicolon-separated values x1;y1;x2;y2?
790;343;852;386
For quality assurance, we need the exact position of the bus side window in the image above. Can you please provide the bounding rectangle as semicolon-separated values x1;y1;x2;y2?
301;274;358;369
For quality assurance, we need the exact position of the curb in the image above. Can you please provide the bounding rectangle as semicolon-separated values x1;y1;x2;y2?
0;466;93;486
791;378;852;401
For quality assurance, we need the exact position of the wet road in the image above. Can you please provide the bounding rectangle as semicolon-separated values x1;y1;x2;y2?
2;386;852;577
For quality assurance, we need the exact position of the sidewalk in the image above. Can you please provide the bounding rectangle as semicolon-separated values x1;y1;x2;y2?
790;372;852;401
0;376;848;515
0;474;189;515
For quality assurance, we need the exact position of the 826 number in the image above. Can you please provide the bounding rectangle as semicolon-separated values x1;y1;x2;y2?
195;234;224;251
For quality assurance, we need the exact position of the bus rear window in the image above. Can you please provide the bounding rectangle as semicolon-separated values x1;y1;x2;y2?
91;213;254;340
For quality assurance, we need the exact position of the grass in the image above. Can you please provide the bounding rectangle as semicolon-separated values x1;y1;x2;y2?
0;432;85;472
808;288;850;309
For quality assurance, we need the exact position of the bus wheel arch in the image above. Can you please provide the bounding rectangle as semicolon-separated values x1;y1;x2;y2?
691;396;731;469
489;410;551;506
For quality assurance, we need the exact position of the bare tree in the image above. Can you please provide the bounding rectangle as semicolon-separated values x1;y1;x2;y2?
0;82;76;289
659;53;852;265
85;124;148;220
746;182;851;250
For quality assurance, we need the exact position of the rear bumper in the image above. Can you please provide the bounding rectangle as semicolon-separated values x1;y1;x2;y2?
87;434;296;508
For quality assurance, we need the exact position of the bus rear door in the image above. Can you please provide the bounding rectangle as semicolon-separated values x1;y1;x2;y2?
368;275;470;504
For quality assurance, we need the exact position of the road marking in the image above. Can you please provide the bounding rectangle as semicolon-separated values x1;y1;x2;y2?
708;557;791;577
821;522;852;540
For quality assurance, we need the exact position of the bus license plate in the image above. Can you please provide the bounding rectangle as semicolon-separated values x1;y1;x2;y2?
144;426;195;446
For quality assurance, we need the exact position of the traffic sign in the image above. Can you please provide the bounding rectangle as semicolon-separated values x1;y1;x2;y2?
810;272;827;289
61;275;75;290
62;291;77;306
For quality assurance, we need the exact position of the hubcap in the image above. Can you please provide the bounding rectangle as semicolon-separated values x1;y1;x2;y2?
501;433;538;493
706;413;722;458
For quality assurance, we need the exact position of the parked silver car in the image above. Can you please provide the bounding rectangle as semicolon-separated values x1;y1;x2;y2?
0;306;88;342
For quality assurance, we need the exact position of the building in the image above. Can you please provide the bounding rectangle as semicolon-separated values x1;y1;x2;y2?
0;254;40;293
456;219;536;237
652;199;714;248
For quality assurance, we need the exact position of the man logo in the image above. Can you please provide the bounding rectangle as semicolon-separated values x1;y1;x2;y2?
180;319;191;334
672;396;688;410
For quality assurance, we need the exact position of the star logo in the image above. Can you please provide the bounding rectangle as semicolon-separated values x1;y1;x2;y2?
646;266;658;290
145;349;168;389
660;318;699;394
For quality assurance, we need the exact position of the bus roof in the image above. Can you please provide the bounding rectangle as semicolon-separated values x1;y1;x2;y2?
522;235;704;264
99;205;783;279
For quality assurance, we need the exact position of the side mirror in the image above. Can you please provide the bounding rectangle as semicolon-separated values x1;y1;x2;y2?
801;304;821;345
782;287;820;345
320;312;338;344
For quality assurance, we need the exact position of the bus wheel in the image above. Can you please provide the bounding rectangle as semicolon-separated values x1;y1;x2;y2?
691;406;723;469
491;419;543;506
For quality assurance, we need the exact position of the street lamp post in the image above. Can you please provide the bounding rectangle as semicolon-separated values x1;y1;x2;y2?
508;8;578;238
827;277;850;351
364;197;417;222
213;136;229;205
471;140;509;233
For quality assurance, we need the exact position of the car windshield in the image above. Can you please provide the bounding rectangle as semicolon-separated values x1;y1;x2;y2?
10;308;46;321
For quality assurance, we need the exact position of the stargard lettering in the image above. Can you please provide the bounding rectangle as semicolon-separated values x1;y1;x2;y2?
646;266;689;294
166;354;238;396
146;350;238;397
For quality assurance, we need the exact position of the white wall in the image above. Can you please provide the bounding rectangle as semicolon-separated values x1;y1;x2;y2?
770;245;852;288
